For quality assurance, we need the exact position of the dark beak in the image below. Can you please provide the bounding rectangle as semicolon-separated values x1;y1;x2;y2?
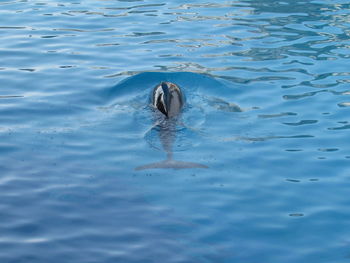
161;82;170;117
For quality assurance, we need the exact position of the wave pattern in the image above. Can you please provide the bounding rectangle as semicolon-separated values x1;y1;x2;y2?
0;0;350;262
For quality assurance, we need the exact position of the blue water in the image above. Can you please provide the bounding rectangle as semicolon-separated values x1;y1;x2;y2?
1;0;350;262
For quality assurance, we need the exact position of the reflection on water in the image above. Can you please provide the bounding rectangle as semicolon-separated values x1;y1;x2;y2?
0;0;350;262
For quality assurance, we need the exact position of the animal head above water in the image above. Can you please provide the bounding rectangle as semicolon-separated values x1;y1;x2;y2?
152;82;184;118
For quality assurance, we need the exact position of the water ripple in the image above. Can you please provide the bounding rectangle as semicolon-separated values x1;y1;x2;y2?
1;0;350;262
283;120;318;126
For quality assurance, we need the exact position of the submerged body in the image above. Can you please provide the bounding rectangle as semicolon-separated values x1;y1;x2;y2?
135;82;207;170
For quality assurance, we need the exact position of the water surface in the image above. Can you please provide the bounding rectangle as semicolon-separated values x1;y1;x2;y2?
1;0;350;262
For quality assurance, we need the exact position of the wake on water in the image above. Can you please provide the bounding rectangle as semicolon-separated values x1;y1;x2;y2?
107;72;242;170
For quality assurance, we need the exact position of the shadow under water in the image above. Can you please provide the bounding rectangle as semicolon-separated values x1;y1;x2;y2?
135;110;209;170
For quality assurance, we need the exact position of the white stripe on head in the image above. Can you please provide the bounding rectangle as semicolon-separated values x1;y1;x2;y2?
153;84;165;108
